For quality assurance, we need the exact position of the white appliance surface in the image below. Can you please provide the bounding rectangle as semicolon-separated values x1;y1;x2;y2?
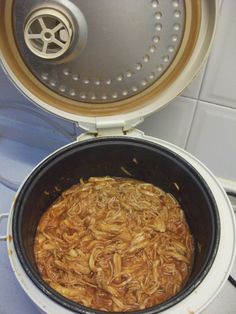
1;0;236;311
0;98;235;314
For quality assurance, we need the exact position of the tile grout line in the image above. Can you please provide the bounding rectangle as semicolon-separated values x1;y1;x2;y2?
184;98;199;150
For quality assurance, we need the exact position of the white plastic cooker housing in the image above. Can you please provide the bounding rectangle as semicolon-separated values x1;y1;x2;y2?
0;1;235;314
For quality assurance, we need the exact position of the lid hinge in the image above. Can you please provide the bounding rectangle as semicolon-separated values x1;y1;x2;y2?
78;116;144;138
96;118;126;136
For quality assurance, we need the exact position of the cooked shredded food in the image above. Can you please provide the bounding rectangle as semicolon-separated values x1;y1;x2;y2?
34;177;194;312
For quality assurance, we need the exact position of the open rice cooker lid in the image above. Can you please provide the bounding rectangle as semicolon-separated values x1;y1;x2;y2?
0;0;217;132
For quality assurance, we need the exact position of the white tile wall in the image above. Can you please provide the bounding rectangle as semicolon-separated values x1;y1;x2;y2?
181;64;206;99
186;101;236;181
138;96;197;148
200;0;236;109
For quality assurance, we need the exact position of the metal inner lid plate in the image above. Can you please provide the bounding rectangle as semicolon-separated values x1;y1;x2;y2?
13;0;186;104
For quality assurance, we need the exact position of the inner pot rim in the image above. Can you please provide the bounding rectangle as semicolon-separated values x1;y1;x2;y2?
12;137;220;314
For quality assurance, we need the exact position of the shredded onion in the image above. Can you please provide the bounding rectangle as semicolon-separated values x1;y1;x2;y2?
34;177;194;312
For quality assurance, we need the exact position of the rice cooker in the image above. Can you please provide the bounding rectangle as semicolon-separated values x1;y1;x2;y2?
0;1;235;314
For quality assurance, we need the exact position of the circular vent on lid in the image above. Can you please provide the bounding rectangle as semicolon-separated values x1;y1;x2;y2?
24;8;73;59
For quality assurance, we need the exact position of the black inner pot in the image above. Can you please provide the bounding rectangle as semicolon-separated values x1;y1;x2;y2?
13;137;220;314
